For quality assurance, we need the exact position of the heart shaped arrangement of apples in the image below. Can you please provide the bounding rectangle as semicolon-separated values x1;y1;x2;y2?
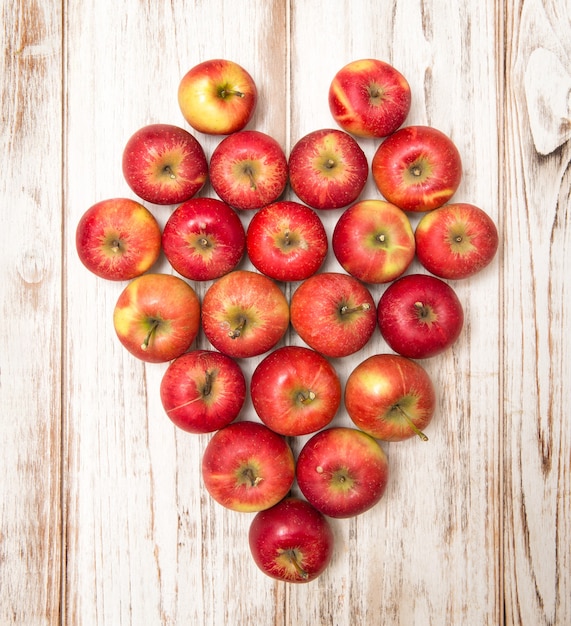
76;58;499;583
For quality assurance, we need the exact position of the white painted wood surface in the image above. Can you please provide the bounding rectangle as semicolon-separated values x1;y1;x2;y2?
1;0;569;624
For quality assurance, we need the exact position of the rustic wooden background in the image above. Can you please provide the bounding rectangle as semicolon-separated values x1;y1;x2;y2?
1;0;570;624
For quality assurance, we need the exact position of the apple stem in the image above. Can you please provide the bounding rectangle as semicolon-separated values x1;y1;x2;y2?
219;88;244;99
199;237;210;249
411;165;422;177
110;239;122;253
284;549;309;580
140;319;160;351
298;390;316;404
376;234;386;243
243;165;257;190
163;165;176;180
242;467;263;487
202;370;213;397
414;301;429;318
228;316;247;339
394;405;428;441
283;230;291;246
340;303;371;316
325;158;336;169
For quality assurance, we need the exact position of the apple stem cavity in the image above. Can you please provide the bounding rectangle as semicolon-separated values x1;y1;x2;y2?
298;390;316;405
163;165;176;180
283;548;309;580
228;316;247;339
340;303;371;316
141;319;160;351
241;467;263;488
394;405;428;441
413;301;434;322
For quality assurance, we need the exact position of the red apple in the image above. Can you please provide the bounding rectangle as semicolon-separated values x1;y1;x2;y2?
328;58;411;138
209;130;288;210
296;427;389;518
122;123;208;205
201;270;290;359
290;272;376;358
414;202;499;279
162;197;246;281
246;200;328;281
377;273;464;359
75;197;161;281
159;349;246;434
113;273;200;363
371;125;463;212
288;128;368;210
332;199;415;284
201;421;295;512
248;497;334;583
250;346;341;436
178;59;257;135
345;353;436;442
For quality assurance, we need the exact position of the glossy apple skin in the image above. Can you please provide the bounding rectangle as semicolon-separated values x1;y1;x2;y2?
250;346;341;436
328;58;411;138
122;123;208;205
162;197;245;281
113;273;200;363
201;270;290;359
290;272;376;358
377;273;464;359
159;349;246;434
296;427;389;518
178;59;257;135
332;199;415;284
246;201;328;281
209;130;288;210
288;128;368;210
372;125;462;212
201;421;295;512
345;353;436;442
249;497;334;583
76;198;161;280
415;203;499;279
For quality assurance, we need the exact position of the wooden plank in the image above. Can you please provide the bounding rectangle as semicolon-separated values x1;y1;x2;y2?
286;1;503;624
0;1;63;624
503;1;571;624
63;1;288;624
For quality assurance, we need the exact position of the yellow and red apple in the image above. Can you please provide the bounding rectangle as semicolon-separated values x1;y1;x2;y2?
178;59;257;135
332;199;415;284
113;273;200;363
328;58;411;138
122;123;208;205
345;353;436;442
75;197;161;281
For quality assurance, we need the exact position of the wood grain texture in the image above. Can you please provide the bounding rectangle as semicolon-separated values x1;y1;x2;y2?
62;2;288;625
0;1;63;624
1;0;569;624
503;1;571;624
287;2;502;624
